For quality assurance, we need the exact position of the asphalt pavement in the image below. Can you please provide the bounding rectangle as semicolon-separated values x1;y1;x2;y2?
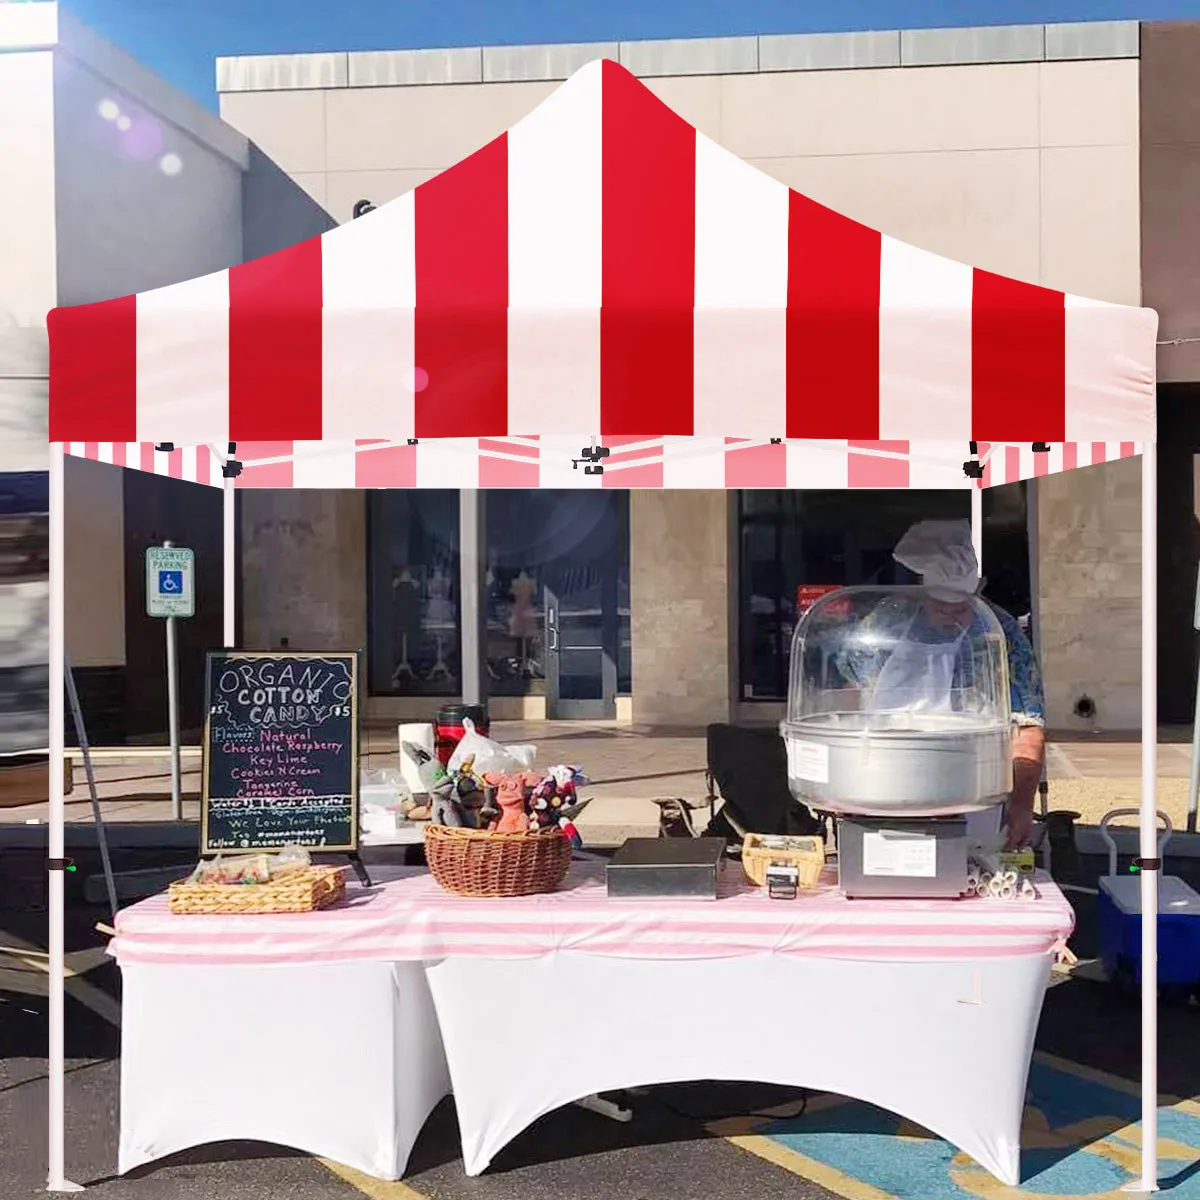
2;846;1198;1200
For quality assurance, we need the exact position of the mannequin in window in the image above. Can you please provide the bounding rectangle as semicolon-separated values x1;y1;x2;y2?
426;560;454;682
391;567;421;688
509;568;538;676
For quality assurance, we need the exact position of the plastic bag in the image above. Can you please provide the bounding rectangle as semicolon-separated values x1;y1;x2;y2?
360;768;411;808
448;717;537;776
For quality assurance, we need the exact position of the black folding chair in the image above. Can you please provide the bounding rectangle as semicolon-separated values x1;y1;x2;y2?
701;724;825;846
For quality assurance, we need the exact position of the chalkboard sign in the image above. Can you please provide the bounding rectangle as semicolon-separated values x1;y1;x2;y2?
201;651;360;855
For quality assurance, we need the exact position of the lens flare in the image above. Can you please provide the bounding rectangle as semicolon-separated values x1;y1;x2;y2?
115;114;132;132
97;99;120;121
404;367;430;393
159;153;183;176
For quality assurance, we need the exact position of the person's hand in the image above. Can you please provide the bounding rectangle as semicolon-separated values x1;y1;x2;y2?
1004;804;1034;851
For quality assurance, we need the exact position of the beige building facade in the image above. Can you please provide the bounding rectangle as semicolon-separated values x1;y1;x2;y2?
213;22;1146;732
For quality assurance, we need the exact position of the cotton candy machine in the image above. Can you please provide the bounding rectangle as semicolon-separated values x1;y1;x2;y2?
780;586;1013;897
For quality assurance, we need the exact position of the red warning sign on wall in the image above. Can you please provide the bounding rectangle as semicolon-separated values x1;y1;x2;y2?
796;585;850;618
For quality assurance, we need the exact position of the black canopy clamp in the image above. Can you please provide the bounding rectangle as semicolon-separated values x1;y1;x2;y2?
770;437;783;445
963;441;983;480
407;438;419;446
573;442;610;475
1131;857;1162;873
1032;443;1051;453
154;442;175;453
47;857;76;873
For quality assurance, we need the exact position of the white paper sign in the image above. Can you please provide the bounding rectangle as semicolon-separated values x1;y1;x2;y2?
862;830;937;878
790;739;830;784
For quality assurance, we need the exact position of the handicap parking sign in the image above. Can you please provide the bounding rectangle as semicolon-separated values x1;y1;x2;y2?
145;547;194;618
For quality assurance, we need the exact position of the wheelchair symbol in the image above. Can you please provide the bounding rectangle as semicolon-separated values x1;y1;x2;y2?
158;570;183;595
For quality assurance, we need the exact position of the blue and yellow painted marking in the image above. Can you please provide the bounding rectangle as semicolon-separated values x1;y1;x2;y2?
714;1052;1200;1199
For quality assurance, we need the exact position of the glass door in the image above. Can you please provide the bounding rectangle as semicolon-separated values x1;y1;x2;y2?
543;559;619;719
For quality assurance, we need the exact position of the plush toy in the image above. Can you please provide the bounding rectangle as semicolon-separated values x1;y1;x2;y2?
483;770;541;833
547;764;579;807
531;775;558;809
403;742;461;827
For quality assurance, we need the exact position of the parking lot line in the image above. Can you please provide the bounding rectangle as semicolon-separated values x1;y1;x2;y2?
715;1054;1200;1200
722;1132;897;1200
317;1158;428;1199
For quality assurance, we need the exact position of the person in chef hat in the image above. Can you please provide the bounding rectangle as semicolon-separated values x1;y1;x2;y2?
841;519;1045;849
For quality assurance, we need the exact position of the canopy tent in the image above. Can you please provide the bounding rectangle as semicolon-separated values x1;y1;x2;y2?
44;58;1161;1193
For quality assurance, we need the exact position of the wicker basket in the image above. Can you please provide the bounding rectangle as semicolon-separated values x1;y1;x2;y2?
741;833;826;890
425;824;572;897
168;865;347;915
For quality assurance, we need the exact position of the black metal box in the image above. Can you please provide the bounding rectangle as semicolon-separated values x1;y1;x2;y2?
606;837;727;900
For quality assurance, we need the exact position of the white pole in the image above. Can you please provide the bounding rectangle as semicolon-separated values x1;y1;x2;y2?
47;442;82;1193
223;474;236;648
1138;441;1159;1193
970;484;984;573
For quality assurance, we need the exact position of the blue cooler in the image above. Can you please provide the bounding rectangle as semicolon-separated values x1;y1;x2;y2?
1096;809;1200;993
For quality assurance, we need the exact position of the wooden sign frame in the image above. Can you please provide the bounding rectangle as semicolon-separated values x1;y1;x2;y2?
200;649;360;856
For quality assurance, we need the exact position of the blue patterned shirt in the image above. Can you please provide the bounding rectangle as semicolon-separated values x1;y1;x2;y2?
835;597;1045;728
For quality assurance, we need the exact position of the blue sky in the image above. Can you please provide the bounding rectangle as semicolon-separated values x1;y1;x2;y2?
64;0;1200;110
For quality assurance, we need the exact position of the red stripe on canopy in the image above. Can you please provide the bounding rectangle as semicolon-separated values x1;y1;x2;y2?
786;194;881;439
48;296;137;442
414;136;510;438
600;59;696;436
229;240;323;440
971;269;1066;441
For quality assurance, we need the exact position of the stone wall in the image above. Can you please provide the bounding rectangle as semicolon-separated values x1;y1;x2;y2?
241;491;367;652
629;489;733;727
1035;458;1141;731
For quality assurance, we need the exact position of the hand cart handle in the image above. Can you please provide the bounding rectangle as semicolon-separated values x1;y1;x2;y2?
1098;807;1172;879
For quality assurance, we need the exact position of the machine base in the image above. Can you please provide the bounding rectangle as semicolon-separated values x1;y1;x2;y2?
837;816;968;899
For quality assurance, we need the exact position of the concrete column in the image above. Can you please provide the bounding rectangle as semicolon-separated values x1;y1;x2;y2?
1036;458;1141;731
629;489;733;727
459;489;487;707
240;490;367;651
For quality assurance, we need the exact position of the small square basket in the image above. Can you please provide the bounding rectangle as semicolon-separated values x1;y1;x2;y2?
741;833;826;890
167;865;348;915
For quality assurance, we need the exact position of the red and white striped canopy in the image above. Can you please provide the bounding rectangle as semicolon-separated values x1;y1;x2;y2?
60;436;1138;491
49;59;1157;482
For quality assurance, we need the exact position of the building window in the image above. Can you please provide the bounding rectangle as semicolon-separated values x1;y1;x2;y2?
483;490;630;697
367;489;632;701
737;486;1029;701
367;491;461;697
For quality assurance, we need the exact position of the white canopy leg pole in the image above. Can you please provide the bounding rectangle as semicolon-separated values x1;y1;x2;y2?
970;484;984;573
47;442;83;1193
223;475;236;648
1133;441;1159;1193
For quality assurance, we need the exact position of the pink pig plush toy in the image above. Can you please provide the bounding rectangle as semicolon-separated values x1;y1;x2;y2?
482;770;541;833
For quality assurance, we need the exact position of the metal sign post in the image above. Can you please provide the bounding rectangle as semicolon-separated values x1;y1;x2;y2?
146;542;194;821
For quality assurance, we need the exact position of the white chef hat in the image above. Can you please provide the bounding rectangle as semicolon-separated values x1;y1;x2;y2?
893;519;980;602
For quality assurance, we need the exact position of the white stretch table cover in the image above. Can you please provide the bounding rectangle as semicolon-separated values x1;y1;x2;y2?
426;947;1052;1183
118;959;450;1180
111;866;1073;1184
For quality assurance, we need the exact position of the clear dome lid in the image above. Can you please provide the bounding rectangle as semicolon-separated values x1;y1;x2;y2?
784;586;1010;732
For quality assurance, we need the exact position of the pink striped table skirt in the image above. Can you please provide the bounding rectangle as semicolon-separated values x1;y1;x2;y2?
110;866;1075;968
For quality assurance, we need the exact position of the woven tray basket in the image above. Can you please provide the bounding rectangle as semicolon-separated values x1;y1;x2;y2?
741;833;826;890
168;865;347;915
425;824;572;897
